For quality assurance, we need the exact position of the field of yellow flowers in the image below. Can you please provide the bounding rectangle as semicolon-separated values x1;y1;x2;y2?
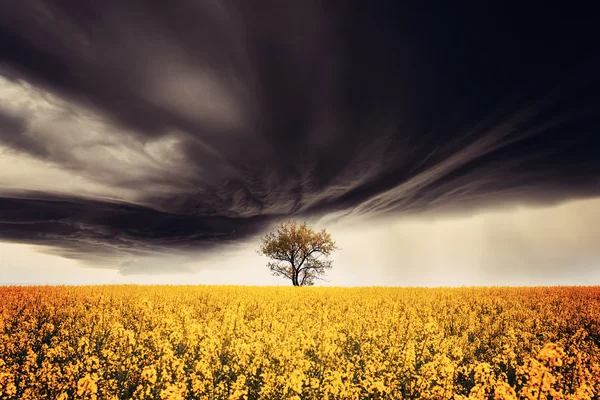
0;286;599;399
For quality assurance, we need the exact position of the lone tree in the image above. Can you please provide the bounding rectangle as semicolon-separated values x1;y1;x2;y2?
258;220;338;286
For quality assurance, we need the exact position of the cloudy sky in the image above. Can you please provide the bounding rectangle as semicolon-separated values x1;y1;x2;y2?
1;1;599;286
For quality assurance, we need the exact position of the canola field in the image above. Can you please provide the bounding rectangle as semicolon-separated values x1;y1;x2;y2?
0;286;599;400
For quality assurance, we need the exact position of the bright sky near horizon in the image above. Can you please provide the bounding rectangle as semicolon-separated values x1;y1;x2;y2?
2;197;599;287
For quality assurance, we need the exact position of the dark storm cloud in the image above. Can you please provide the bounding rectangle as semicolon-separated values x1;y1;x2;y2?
0;191;269;265
0;1;599;265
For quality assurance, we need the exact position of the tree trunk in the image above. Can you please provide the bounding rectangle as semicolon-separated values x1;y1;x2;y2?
291;266;299;286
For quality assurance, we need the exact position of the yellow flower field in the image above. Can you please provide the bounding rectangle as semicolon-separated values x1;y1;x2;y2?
0;286;599;399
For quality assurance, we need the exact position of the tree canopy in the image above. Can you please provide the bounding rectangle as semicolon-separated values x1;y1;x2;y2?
258;220;338;286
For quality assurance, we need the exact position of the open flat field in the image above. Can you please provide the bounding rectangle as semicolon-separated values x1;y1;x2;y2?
1;286;599;399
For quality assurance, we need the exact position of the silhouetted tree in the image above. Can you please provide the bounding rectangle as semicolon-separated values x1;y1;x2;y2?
258;221;338;286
